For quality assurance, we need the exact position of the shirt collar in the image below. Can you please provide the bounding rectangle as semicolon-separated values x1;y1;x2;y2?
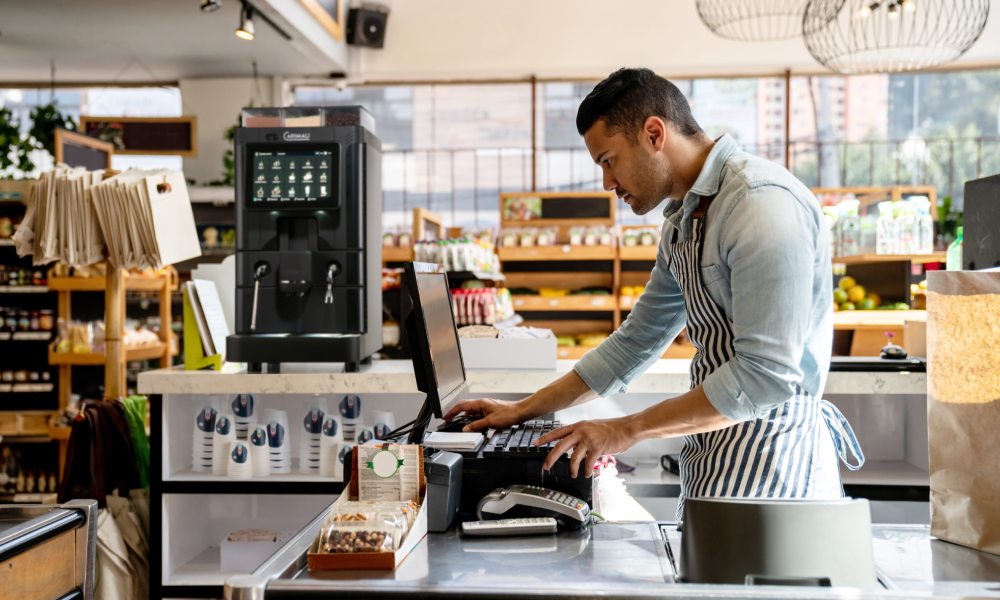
662;133;738;240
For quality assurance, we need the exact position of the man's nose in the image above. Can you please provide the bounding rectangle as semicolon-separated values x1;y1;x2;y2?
602;169;617;193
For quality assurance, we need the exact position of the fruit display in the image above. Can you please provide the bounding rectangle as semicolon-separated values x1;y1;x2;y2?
910;279;928;310
620;285;646;298
833;275;909;311
555;332;610;348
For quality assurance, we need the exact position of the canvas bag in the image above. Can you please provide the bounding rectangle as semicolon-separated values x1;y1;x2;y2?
927;270;1000;555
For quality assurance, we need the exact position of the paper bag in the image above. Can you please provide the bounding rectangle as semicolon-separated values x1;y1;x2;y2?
927;270;1000;555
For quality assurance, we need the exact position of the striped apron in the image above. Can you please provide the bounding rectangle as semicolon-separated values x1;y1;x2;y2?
667;210;864;517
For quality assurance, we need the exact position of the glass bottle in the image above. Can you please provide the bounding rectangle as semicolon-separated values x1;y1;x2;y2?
838;199;861;257
876;202;894;255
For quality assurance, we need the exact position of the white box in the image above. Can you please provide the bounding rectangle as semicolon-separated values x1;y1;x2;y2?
460;337;557;370
220;530;293;573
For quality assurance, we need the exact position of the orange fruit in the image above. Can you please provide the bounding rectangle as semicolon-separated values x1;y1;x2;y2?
847;285;866;304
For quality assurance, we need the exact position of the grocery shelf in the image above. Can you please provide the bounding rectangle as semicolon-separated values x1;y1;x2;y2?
832;309;926;330
48;341;169;365
381;247;413;263
512;294;616;311
446;270;505;282
0;383;55;393
0;331;52;341
832;252;946;265
166;469;345;484
618;246;658;261
0;286;48;294
48;273;172;292
498;245;616;261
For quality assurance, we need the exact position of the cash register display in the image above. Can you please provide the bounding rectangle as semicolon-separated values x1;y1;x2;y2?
413;269;466;404
249;149;336;205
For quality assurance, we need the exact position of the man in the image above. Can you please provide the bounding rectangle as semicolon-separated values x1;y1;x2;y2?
446;68;863;509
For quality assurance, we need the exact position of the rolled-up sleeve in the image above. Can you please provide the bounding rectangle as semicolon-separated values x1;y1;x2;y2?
702;186;819;421
574;238;687;397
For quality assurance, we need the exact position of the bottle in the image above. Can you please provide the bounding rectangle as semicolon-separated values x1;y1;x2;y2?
911;197;935;254
876;202;894;255
947;226;964;271
838;199;861;257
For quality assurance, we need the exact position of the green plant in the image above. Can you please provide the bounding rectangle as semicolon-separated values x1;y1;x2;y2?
28;102;76;157
0;107;35;178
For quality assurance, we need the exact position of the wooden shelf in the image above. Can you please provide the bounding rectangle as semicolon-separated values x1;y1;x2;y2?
511;294;616;311
833;310;926;330
0;331;52;341
49;342;169;365
0;239;15;247
48;273;172;292
619;296;640;310
0;286;48;294
832;252;945;265
618;246;658;261
498;245;616;261
556;345;597;359
381;247;413;263
47;425;72;441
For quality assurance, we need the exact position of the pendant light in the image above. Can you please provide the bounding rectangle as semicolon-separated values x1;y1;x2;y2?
696;0;811;41
235;1;255;41
803;0;990;74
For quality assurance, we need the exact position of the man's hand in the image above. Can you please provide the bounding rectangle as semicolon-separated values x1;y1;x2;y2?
534;416;641;478
442;398;526;432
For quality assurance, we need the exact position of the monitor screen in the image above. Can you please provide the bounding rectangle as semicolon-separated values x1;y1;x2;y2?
413;270;466;403
249;149;335;204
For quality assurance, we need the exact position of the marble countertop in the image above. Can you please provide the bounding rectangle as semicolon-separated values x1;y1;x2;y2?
137;359;926;396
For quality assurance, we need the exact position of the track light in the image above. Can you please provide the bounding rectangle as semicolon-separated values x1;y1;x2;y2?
236;2;255;40
199;0;222;13
902;0;916;12
857;1;879;18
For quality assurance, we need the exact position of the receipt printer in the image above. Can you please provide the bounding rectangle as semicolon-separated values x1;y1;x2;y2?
425;450;462;532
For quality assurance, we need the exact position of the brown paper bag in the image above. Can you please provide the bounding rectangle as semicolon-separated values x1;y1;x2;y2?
927;271;1000;555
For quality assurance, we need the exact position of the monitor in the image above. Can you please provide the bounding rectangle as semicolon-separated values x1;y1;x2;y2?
402;262;468;442
246;147;338;207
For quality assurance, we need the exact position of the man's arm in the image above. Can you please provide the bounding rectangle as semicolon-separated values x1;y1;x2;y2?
573;229;687;397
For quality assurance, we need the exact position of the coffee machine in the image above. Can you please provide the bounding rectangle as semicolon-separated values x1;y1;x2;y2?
227;106;382;372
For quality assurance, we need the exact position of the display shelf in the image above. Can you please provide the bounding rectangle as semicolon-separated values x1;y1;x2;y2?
0;286;48;294
0;383;55;393
446;270;505;282
832;310;925;330
162;473;345;495
47;426;71;441
48;342;169;365
0;331;53;341
832;253;946;265
165;546;232;588
618;246;658;261
0;239;15;247
381;246;413;263
48;272;174;292
511;294;616;311
498;245;616;261
166;469;345;484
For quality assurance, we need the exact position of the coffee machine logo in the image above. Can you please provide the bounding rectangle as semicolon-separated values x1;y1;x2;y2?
283;131;311;142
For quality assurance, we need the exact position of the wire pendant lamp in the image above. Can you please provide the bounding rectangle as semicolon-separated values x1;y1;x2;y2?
803;0;990;74
696;0;811;41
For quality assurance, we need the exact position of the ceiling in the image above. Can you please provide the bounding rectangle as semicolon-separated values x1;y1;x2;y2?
0;0;344;83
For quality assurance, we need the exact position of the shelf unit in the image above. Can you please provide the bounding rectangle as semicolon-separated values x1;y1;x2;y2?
832;252;946;265
498;192;620;355
47;267;177;475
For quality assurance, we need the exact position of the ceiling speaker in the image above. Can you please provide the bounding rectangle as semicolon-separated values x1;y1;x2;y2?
347;7;388;48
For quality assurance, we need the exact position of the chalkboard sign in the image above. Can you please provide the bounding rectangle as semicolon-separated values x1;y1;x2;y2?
500;192;616;225
79;116;197;156
54;128;113;170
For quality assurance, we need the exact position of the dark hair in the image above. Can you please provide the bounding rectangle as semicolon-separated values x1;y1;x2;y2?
576;68;702;139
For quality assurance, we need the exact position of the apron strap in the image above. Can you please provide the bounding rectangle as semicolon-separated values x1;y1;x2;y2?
820;400;865;471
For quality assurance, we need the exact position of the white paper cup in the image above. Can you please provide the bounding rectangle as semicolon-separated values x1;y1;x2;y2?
370;410;397;441
319;441;343;480
227;442;253;480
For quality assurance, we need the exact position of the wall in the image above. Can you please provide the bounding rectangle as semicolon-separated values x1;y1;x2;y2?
349;0;1000;82
179;77;278;185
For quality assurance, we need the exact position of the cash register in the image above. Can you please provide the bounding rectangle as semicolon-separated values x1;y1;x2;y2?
397;262;593;518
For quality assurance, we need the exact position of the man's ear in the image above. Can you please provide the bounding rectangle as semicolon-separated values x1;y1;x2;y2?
643;116;667;151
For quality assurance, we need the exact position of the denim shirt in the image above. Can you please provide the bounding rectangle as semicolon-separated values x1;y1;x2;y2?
574;134;834;421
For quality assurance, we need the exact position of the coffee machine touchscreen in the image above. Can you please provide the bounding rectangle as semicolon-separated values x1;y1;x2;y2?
250;150;336;204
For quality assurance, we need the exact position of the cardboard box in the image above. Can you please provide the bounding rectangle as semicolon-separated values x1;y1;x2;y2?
308;446;427;571
220;530;293;572
460;337;557;370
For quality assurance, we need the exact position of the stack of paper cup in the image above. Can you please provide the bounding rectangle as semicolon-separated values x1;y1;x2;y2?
212;414;236;476
338;395;362;441
263;409;290;474
232;394;255;439
356;426;376;445
192;405;218;473
227;441;253;480
371;410;397;441
249;424;271;477
319;414;343;479
299;406;324;474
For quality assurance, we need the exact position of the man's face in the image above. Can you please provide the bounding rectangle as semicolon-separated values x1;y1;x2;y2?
583;118;673;216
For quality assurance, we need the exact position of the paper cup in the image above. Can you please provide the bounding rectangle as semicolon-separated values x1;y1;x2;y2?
227;442;252;480
371;410;397;441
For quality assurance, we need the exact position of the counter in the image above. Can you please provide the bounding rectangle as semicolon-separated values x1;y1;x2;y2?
137;358;926;396
225;506;1000;599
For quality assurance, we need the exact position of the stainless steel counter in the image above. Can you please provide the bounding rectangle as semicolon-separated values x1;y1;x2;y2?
226;505;1000;600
